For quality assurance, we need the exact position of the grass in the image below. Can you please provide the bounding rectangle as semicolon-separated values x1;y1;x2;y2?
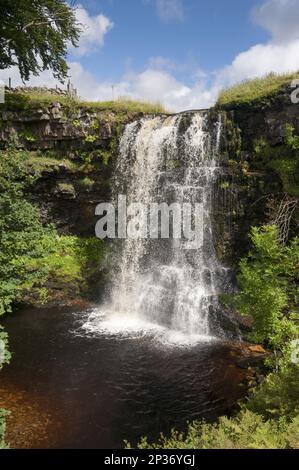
25;154;78;172
2;90;168;114
217;72;299;106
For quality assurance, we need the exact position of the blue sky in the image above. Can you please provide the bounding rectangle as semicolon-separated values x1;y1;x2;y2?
72;0;268;83
2;0;299;110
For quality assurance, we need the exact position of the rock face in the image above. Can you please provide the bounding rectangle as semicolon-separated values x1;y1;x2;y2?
31;160;113;236
212;86;299;265
0;105;115;149
219;85;299;148
0;100;146;236
0;87;297;253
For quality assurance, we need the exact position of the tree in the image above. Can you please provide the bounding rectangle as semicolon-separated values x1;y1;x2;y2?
0;0;81;81
231;225;298;353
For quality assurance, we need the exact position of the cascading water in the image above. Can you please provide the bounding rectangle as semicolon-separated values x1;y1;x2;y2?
83;112;228;344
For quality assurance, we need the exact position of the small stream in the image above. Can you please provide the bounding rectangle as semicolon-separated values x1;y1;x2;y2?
0;306;249;449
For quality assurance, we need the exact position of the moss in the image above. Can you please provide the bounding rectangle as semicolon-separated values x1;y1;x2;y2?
268;158;299;197
25;154;77;172
100;150;111;166
285;124;299;150
30;234;108;301
19;131;37;142
72;119;81;128
84;135;97;143
46;235;108;296
56;182;75;194
217;71;299;107
90;119;100;130
222;113;242;159
220;181;230;190
78;176;94;190
252;124;299;197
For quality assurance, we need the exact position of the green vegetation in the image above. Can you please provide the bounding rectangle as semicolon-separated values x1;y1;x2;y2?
19;131;37;143
85;135;97;144
247;364;299;420
252;124;299;197
25;153;77;172
0;0;80;81
0;409;9;449
79;177;94;190
0;147;107;314
3;91;168;115
226;225;298;355
131;224;299;449
217;72;299;106
131;411;299;450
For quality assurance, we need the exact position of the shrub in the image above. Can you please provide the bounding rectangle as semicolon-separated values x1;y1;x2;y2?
0;409;9;449
130;411;299;449
247;364;299;420
226;225;298;354
0;147;106;313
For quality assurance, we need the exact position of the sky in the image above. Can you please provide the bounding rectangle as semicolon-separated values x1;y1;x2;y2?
2;0;299;111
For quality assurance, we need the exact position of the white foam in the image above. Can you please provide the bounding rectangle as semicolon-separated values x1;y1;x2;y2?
81;308;217;348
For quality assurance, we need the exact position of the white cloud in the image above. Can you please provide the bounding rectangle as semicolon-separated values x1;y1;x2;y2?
2;0;299;112
156;0;184;22
216;39;299;86
253;0;299;44
72;5;114;56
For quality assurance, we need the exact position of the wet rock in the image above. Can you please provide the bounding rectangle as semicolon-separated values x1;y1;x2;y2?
54;182;76;199
236;353;269;369
248;345;266;354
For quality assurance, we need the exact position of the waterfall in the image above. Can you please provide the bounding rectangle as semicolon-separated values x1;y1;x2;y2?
83;113;227;345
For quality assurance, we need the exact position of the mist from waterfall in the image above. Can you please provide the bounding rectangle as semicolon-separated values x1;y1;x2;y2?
83;113;227;345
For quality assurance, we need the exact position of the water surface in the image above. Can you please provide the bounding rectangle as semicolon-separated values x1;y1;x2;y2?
0;306;248;449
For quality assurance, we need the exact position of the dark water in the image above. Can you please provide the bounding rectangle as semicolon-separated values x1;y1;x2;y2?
0;306;248;449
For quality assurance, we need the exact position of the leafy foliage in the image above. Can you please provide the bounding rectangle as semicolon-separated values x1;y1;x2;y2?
0;0;80;81
285;124;299;151
0;409;9;449
0;147;106;314
130;411;299;449
247;364;299;420
227;225;298;353
251;126;299;197
0;147;48;314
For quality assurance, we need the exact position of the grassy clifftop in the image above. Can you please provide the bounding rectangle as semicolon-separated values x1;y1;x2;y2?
217;72;299;107
2;89;168;115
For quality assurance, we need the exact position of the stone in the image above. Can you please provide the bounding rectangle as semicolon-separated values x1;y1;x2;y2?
236;354;269;369
54;182;76;199
248;345;266;354
40;113;50;121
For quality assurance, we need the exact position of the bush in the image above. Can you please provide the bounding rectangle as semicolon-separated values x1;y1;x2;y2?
226;225;298;354
0;147;106;314
247;364;299;420
0;409;9;449
130;411;299;449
